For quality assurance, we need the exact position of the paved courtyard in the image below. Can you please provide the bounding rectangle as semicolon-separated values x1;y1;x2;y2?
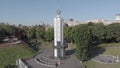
25;48;81;68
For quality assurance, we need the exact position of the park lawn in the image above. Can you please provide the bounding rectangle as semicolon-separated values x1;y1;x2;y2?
100;43;120;57
40;41;53;49
84;43;120;68
99;43;120;48
103;47;120;57
0;44;34;68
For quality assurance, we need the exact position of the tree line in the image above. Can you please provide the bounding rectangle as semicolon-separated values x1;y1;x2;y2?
1;22;120;61
70;22;120;62
0;23;53;42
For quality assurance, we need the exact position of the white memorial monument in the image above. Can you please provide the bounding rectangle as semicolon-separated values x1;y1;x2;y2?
54;9;64;58
16;9;81;68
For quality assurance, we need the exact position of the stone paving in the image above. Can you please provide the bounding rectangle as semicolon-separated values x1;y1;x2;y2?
92;54;120;64
25;48;81;68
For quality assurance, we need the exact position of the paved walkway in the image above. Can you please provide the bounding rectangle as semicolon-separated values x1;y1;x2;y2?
93;54;120;64
25;48;81;68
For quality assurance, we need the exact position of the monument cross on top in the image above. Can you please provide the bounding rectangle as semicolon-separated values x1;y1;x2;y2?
57;9;61;17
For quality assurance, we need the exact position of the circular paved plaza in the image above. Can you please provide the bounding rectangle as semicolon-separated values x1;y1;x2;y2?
26;48;81;68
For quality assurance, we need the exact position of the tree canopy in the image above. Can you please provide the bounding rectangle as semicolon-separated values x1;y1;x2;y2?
74;24;91;61
1;22;120;60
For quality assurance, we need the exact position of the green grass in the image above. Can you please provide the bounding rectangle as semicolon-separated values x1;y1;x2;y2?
99;43;120;56
84;43;120;68
99;43;120;48
41;41;53;48
0;44;34;68
103;47;120;56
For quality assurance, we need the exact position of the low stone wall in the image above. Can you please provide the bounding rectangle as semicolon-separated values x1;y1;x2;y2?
16;59;32;68
34;57;56;68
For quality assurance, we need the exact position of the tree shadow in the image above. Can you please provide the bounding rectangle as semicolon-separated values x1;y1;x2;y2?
65;48;75;56
88;46;106;60
65;44;105;62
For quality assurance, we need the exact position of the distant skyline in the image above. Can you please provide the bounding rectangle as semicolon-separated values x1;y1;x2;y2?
0;0;120;25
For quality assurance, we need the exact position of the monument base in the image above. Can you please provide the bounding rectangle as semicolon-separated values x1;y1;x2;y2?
53;45;65;59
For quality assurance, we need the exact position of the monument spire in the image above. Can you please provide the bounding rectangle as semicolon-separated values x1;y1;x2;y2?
54;9;64;59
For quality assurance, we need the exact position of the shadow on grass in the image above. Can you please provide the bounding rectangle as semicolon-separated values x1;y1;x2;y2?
65;45;105;62
28;43;40;52
88;46;106;60
4;64;17;68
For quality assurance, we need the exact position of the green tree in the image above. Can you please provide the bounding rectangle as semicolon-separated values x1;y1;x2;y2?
0;34;3;43
35;25;45;41
69;25;80;43
2;24;17;36
45;28;54;41
0;23;17;42
15;25;29;40
64;26;71;42
91;23;106;44
106;23;120;42
27;26;36;39
74;24;91;61
0;27;3;42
